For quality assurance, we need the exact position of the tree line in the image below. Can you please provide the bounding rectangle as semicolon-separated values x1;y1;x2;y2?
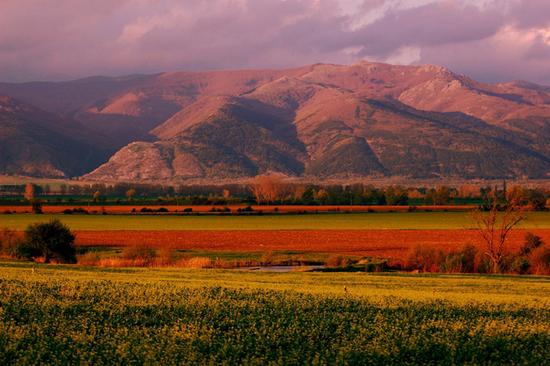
1;177;548;209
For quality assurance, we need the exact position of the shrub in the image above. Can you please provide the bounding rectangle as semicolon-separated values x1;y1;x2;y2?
326;255;352;268
62;208;89;215
520;233;543;255
77;252;101;266
406;245;444;272
476;256;493;274
237;206;254;213
528;246;550;275
440;253;463;273
183;208;193;213
176;256;213;268
157;248;176;265
30;200;43;214
0;228;21;256
17;220;76;263
122;246;157;263
458;244;478;273
357;258;388;272
261;251;274;265
507;255;531;274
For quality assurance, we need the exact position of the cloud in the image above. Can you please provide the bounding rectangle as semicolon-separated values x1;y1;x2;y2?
353;0;550;84
0;0;549;85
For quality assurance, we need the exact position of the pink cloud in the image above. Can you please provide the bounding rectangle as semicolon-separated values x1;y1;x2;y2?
0;0;548;85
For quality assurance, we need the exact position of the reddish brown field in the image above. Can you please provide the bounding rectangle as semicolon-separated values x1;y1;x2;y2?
2;204;475;214
74;229;550;258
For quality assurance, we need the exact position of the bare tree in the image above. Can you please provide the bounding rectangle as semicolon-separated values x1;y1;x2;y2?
126;188;136;202
249;174;288;204
292;185;306;202
24;183;34;201
471;191;525;273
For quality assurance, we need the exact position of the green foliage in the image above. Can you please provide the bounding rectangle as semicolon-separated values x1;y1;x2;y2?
17;219;76;263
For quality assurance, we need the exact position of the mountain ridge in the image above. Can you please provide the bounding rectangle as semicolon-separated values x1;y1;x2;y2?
0;61;549;181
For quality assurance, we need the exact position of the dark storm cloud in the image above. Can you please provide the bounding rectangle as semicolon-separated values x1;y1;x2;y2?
0;0;548;85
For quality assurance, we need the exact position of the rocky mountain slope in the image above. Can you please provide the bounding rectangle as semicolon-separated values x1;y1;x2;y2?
0;61;549;180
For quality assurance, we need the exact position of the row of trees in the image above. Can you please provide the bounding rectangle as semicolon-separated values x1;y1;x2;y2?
3;177;549;209
248;175;549;208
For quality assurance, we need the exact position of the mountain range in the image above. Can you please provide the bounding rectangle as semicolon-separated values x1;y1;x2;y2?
0;61;549;181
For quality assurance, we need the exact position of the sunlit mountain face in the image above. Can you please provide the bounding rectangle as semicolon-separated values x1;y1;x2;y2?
0;61;549;181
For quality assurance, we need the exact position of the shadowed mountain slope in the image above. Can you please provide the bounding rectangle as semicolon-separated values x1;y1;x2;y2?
0;96;115;177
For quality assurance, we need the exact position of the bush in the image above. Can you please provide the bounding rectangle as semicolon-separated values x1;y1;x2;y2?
261;251;274;266
326;255;352;268
157;248;176;265
406;245;444;272
476;256;493;274
520;233;543;255
507;255;531;274
0;228;21;256
31;200;43;214
122;246;157;263
77;252;101;266
440;253;463;273
528;246;550;275
17;220;76;263
176;256;212;268
459;244;478;273
237;206;254;213
62;208;89;215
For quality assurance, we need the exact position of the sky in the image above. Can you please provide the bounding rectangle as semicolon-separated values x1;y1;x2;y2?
1;0;549;84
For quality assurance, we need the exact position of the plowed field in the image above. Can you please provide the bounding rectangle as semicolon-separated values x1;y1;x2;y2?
74;229;550;258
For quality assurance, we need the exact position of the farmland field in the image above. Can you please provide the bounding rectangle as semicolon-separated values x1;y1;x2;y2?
2;211;550;230
72;229;550;258
2;212;550;260
0;261;548;364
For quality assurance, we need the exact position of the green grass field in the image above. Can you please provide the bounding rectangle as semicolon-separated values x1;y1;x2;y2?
0;261;548;364
2;211;550;230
